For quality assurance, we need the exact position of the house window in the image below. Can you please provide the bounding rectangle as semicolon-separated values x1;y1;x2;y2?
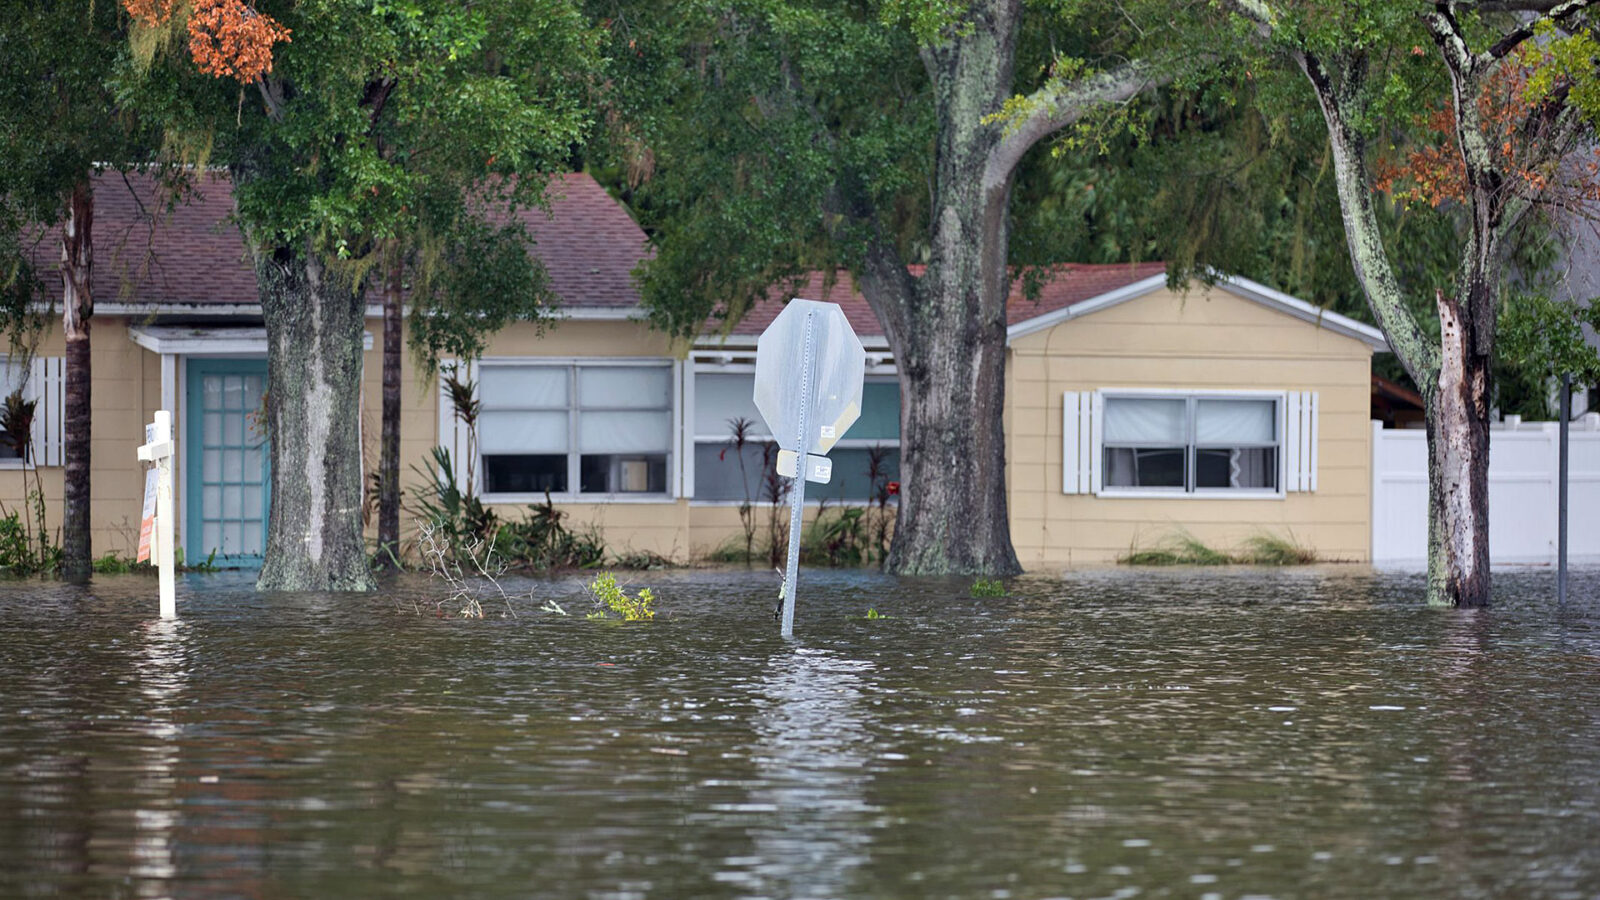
479;362;672;496
0;360;26;461
692;371;900;502
1102;394;1279;492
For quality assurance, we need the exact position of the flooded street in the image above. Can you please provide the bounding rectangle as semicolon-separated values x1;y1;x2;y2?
3;567;1600;898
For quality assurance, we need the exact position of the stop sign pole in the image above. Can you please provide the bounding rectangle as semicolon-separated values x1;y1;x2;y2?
753;299;867;638
778;310;817;637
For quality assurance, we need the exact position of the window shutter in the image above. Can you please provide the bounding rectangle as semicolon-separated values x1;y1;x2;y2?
1062;392;1080;494
437;359;474;490
27;356;65;467
676;360;691;499
1062;391;1097;494
1284;391;1319;492
1089;390;1104;495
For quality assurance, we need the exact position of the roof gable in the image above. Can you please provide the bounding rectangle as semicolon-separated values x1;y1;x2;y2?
1004;273;1389;352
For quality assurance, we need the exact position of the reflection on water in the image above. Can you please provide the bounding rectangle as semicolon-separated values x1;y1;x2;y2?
1;567;1599;898
736;649;878;898
131;619;184;890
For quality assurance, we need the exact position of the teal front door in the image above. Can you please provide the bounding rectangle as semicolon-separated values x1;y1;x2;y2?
186;359;270;567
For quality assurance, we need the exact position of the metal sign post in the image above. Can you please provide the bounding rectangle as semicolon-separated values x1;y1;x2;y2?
753;300;867;638
1559;373;1571;605
779;312;816;637
137;410;177;619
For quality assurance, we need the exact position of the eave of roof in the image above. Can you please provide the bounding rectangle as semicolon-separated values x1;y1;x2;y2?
1004;273;1391;352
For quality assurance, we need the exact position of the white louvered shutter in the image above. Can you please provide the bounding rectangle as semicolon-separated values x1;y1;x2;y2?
1283;391;1319;492
1061;391;1097;494
27;357;65;467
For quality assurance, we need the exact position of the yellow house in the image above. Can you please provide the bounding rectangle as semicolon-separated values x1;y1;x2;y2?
5;171;1385;570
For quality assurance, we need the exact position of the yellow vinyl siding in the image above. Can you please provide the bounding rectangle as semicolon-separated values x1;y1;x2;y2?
0;319;164;559
1;284;1377;570
372;317;698;561
1007;283;1376;567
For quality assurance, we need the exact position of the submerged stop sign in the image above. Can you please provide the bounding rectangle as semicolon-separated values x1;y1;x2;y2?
754;299;867;458
753;299;866;637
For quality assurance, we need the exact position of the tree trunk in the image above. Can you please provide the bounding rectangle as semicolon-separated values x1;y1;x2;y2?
1298;50;1499;607
60;177;93;581
253;239;376;592
877;1;1022;576
376;252;402;569
1423;291;1492;607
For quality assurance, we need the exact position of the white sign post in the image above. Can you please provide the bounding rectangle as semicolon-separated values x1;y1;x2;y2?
137;410;177;619
754;300;866;637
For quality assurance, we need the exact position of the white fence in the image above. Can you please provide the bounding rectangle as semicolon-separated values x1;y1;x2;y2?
1371;416;1600;567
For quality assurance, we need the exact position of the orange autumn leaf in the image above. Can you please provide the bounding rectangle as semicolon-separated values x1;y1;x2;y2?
187;0;291;83
1375;48;1600;208
123;0;180;26
122;0;290;84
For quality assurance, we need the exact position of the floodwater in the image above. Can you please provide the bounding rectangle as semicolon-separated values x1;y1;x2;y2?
3;567;1600;899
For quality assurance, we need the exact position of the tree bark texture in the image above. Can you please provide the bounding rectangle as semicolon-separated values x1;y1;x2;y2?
873;0;1022;576
252;239;376;592
60;177;93;581
1297;48;1500;607
377;253;402;569
1424;291;1492;606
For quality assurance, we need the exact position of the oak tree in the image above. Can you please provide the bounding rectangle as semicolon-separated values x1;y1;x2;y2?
121;0;592;589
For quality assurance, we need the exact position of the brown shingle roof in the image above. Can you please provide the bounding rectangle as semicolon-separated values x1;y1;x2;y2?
30;170;648;311
719;261;1169;339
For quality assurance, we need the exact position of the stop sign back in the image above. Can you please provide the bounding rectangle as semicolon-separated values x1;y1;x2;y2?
753;299;866;455
753;298;867;638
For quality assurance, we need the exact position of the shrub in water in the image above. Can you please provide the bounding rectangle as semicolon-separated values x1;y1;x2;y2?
588;572;655;621
970;577;1007;598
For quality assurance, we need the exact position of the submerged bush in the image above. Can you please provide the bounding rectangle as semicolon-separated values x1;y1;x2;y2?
409;446;606;571
587;572;655;621
1236;532;1319;566
970;577;1008;597
1120;530;1319;566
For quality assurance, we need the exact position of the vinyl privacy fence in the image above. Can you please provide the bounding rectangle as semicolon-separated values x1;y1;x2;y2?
1371;416;1600;567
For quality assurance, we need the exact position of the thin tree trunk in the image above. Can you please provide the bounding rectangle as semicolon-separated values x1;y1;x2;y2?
377;250;402;569
253;239;376;592
60;176;93;581
1424;291;1492;606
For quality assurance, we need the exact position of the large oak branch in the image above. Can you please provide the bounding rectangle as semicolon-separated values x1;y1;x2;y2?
982;59;1165;191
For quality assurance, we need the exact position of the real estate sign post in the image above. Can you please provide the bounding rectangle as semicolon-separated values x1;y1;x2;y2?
754;300;866;638
137;411;177;618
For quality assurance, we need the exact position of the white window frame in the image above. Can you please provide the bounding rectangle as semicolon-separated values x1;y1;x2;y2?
0;353;25;468
685;361;902;506
1096;388;1287;499
475;356;679;504
0;356;63;470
